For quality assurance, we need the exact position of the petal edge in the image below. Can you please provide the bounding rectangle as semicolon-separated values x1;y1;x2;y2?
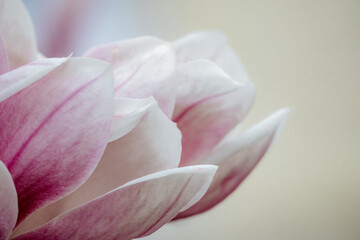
174;109;289;219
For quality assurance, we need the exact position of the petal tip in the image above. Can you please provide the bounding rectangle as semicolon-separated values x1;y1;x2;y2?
269;107;291;141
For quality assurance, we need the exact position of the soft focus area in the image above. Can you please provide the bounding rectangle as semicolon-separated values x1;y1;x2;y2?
25;0;360;239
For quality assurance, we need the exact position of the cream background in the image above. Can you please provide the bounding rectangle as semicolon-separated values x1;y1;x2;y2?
26;0;360;239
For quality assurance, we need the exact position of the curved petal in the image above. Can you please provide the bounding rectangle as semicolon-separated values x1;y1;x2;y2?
0;57;68;103
109;97;155;142
68;99;182;202
16;99;182;230
174;109;289;219
172;60;255;166
0;57;114;224
0;161;18;240
13;165;217;240
174;31;249;84
0;36;9;75
85;37;177;117
0;0;37;69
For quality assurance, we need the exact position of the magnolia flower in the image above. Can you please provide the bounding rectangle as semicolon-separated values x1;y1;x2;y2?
0;1;217;239
83;33;289;220
0;0;288;240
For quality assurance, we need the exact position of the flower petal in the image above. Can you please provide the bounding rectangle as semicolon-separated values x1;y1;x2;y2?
109;97;155;142
16;99;182;230
174;109;289;219
13;165;217;240
0;0;37;69
85;37;177;117
34;0;92;57
0;57;114;224
79;99;182;188
172;60;255;166
0;161;18;240
174;31;248;83
67;99;182;202
0;36;9;75
0;57;68;103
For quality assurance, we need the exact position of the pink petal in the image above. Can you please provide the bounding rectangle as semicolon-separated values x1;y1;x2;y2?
174;31;249;83
172;60;255;166
0;57;114;224
83;99;182;187
0;36;9;75
174;109;289;219
16;99;182;230
12;165;217;240
0;0;37;69
109;97;156;142
0;161;18;239
0;57;68;103
85;37;177;117
36;0;93;57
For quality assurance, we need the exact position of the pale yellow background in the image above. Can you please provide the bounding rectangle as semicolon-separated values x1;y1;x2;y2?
26;0;360;239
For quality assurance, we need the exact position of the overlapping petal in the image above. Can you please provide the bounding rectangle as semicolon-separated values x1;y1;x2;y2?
0;161;18;240
0;57;68;103
174;31;249;84
172;60;255;166
85;37;177;117
14;98;182;232
89;98;182;187
109;97;156;142
0;57;114;224
13;166;217;240
0;0;37;69
175;109;289;219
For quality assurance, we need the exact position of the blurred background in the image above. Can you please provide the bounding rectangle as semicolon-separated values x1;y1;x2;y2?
25;0;360;239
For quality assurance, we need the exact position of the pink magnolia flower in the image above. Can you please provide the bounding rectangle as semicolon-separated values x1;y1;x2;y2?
0;0;288;239
82;32;289;221
0;1;217;239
